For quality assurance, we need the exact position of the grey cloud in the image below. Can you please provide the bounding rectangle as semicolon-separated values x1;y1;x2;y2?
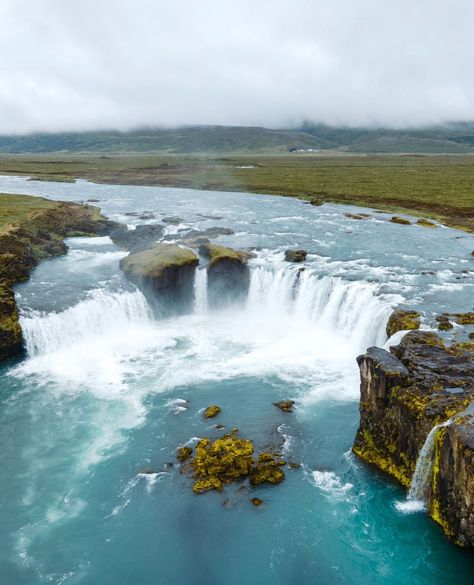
0;0;473;133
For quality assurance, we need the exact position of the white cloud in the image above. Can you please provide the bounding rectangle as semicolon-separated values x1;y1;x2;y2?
0;0;473;133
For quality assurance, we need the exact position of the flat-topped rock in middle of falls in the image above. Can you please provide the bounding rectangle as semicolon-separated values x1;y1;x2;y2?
120;243;199;312
199;244;250;308
353;330;474;546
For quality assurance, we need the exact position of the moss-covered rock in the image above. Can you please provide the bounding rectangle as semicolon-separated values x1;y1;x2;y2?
203;405;221;419
182;430;286;494
251;497;263;507
177;446;193;462
449;312;474;325
386;309;421;337
436;315;453;331
120;244;198;312
199;244;250;308
284;249;307;263
353;331;474;546
273;400;295;412
390;216;412;225
416;218;438;228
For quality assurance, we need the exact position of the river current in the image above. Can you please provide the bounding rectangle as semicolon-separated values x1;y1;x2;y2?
0;176;473;585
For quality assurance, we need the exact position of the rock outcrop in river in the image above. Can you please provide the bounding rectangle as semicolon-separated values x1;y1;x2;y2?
120;243;199;312
0;196;113;361
353;331;474;546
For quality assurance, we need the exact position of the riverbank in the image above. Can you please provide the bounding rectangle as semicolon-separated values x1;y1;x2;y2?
0;154;473;232
0;193;112;359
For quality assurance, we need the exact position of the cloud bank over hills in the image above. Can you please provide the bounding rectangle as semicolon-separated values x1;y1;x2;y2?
1;0;474;134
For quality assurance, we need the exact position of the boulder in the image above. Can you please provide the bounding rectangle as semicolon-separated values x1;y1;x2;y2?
110;224;165;252
273;400;295;412
284;249;307;263
390;216;412;225
353;331;474;546
203;405;221;419
417;218;438;228
120;244;199;313
199;244;250;308
386;309;421;337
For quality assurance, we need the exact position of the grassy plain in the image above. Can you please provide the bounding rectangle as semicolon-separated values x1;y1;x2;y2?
0;153;473;231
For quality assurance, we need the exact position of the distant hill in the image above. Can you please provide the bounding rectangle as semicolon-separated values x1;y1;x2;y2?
1;123;474;154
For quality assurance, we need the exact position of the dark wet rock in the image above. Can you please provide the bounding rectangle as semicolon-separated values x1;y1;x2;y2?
162;216;182;224
120;243;198;313
469;333;474;340
203;405;221;419
199;244;250;308
386;309;421;337
284;249;307;262
87;198;101;202
436;315;453;331
164;226;235;242
273;400;295;413
448;312;474;325
179;236;211;248
251;497;263;507
177;446;193;462
353;331;474;546
213;423;225;430
138;211;156;220
390;216;412;225
110;224;165;252
416;218;438;228
344;213;370;220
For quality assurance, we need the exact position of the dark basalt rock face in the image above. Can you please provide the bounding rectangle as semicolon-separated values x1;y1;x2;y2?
353;331;474;546
0;202;114;361
110;224;165;252
199;244;250;309
120;243;199;314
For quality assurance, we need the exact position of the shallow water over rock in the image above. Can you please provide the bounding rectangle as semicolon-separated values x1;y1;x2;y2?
0;176;473;584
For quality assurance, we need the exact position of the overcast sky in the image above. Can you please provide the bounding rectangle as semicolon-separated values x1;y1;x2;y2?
1;0;473;134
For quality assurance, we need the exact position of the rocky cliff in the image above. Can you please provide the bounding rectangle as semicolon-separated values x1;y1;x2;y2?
0;194;113;361
353;331;474;546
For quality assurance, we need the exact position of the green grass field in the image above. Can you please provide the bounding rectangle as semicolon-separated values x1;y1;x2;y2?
0;153;473;231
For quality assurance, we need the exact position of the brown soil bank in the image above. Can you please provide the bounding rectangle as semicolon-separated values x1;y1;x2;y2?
353;331;474;546
0;193;113;361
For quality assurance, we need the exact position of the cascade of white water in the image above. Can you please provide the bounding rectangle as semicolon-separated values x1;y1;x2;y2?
406;419;452;506
193;268;208;314
247;266;393;353
21;289;153;356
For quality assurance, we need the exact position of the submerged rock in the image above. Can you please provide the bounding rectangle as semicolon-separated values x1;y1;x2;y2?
416;218;438;228
273;400;295;413
120;243;199;313
353;331;474;546
386;309;421;337
203;405;221;419
110;224;165;252
249;453;286;485
284;249;307;262
390;216;412;225
199;244;250;308
344;213;370;220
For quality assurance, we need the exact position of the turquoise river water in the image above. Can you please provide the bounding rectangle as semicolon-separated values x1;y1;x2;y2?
0;176;473;585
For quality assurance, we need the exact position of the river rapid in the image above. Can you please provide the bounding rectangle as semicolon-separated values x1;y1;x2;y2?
0;176;473;585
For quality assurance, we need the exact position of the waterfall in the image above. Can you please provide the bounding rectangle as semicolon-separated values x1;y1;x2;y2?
194;268;208;313
407;420;451;505
396;419;451;512
21;289;153;356
247;266;393;352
